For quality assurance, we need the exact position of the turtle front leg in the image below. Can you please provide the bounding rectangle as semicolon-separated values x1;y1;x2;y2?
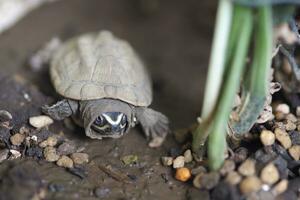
42;99;78;120
135;107;170;147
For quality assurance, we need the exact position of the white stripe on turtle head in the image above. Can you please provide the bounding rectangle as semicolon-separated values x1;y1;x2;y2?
102;113;124;125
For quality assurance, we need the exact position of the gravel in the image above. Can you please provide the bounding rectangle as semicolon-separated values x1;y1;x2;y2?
56;155;74;168
70;153;89;165
29;115;53;129
10;133;25;146
239;176;262;195
173;156;185;168
43;147;59;162
238;159;256;176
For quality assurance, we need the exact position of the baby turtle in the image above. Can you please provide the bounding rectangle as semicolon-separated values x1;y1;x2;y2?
42;31;169;147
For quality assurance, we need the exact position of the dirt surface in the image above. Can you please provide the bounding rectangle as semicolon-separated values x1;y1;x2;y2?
0;1;216;200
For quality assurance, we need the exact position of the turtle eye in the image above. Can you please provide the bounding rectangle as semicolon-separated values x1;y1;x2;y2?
94;115;105;126
120;114;127;128
121;114;127;124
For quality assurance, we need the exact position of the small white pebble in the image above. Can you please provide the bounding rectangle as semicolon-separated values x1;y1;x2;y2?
261;184;270;191
9;150;21;159
184;149;193;163
173;156;185;168
31;135;38;142
29;115;54;128
161;157;173;166
275;104;290;114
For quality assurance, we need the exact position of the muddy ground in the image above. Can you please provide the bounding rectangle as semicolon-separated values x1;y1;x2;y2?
0;0;217;199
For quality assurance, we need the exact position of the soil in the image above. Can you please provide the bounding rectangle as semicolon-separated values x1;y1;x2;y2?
0;0;217;199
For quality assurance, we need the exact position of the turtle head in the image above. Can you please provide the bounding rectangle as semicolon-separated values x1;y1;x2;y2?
91;112;128;138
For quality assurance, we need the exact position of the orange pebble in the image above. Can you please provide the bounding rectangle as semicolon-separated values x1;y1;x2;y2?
175;167;191;182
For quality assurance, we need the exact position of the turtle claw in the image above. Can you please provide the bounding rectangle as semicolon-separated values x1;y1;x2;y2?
135;107;170;147
42;99;74;120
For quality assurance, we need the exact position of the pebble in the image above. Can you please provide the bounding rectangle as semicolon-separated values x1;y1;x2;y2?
161;156;173;166
275;112;286;121
0;110;12;122
274;121;285;130
44;147;60;162
254;148;276;167
275;104;290;114
233;147;248;163
239;176;262;195
9;149;21;159
26;147;43;159
284;120;296;131
260;163;279;185
225;171;241;185
29;115;54;128
184;149;193;163
0;149;9;163
271;179;288;196
211;182;240;200
273;156;288;179
56;155;74;168
288;145;300;160
57;142;76;155
10;133;25;146
286;114;297;123
39;136;58;148
275;128;292;149
121;155;137;165
191;166;207;175
19;126;30;135
238;159;256;176
175;167;191;182
70;153;89;164
193;172;220;189
289;131;300;145
220;160;235;175
173;156;185;168
296;107;300;117
260;130;275;146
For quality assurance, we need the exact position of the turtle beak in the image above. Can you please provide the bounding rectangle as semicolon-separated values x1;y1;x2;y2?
111;125;123;134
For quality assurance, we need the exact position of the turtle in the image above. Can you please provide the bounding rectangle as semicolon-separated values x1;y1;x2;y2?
42;30;169;147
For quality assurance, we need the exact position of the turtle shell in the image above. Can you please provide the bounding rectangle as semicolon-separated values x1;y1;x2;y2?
50;31;152;107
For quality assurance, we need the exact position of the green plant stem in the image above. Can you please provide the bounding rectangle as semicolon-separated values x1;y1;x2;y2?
201;0;233;119
192;0;232;155
230;5;273;137
208;6;253;170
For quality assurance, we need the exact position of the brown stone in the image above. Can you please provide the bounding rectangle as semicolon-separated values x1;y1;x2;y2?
57;155;74;168
275;128;292;149
70;152;89;164
288;145;300;160
260;130;275;146
260;163;279;185
10;133;25;146
225;171;241;185
238;159;256;176
239;176;262;195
